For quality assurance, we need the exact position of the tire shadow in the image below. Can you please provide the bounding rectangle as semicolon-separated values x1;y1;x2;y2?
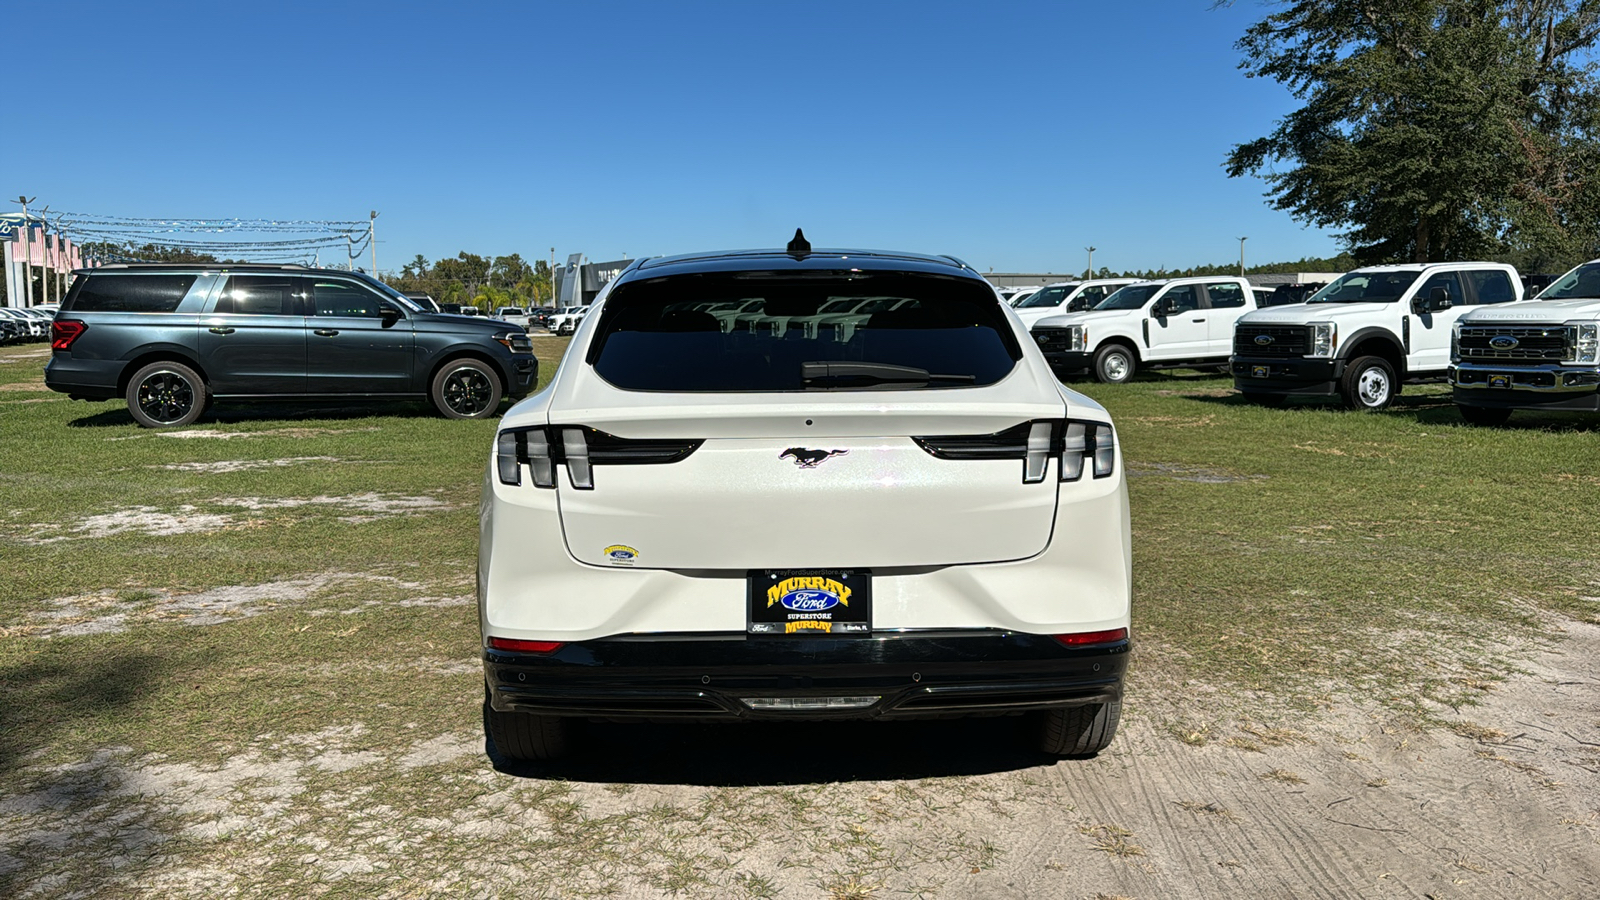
486;715;1060;786
66;399;475;429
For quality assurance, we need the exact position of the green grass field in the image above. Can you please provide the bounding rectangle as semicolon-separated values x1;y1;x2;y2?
0;337;1594;897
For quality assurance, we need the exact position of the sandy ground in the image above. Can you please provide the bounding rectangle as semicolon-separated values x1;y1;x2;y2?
2;617;1595;898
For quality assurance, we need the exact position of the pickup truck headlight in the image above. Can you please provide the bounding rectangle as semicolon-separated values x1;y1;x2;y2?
1308;322;1336;358
1451;321;1461;363
1571;322;1598;364
1067;324;1087;353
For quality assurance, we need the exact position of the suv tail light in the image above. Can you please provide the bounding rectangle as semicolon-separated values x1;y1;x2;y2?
497;425;703;489
51;319;87;350
914;419;1116;483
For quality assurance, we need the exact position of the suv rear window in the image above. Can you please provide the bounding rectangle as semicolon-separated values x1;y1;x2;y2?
63;274;198;313
588;272;1021;392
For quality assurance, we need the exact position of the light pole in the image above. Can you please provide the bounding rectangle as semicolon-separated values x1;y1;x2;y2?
1084;246;1096;279
1237;237;1248;277
16;196;35;307
369;211;379;275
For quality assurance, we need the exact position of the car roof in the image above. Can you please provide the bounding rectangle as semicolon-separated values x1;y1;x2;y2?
631;248;981;281
72;263;362;276
1347;262;1511;274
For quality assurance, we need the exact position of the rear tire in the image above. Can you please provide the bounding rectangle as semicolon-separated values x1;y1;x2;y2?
1038;700;1121;758
484;688;572;762
1093;344;1136;384
1340;355;1396;410
431;359;503;419
1458;405;1512;427
125;361;207;428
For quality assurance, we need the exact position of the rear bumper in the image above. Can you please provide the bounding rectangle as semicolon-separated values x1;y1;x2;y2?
43;355;121;399
485;631;1128;721
1231;355;1341;395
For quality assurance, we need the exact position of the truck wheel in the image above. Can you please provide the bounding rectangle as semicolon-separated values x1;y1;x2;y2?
1038;700;1121;758
1340;356;1396;410
484;688;571;761
431;359;503;419
1093;345;1136;384
125;361;208;428
1458;405;1512;427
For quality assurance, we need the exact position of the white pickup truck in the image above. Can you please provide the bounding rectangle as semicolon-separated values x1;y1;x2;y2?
1030;276;1260;383
1450;258;1600;424
1232;262;1523;409
1012;279;1142;330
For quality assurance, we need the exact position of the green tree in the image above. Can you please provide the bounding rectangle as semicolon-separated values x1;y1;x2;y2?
1224;0;1600;267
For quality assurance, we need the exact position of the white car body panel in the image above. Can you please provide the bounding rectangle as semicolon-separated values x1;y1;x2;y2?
481;257;1131;642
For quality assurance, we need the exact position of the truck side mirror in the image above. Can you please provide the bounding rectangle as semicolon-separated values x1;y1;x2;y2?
1415;286;1452;314
1151;297;1171;318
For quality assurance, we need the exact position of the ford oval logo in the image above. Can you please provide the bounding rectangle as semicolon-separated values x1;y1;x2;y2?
1489;335;1520;350
1254;334;1274;346
779;589;840;612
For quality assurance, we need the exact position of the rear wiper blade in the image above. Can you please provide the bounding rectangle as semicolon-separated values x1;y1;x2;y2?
800;361;976;385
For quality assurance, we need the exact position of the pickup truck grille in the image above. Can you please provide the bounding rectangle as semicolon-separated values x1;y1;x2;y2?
1234;325;1308;357
1033;328;1073;351
1457;325;1572;365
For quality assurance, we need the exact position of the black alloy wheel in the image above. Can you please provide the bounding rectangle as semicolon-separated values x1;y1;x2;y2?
125;361;207;428
431;360;504;419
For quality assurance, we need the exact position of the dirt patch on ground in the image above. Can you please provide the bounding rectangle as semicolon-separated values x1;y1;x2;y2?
155;427;382;440
1128;462;1268;484
2;622;1595;897
150;457;343;474
5;572;454;638
210;493;451;522
12;493;450;543
18;506;237;543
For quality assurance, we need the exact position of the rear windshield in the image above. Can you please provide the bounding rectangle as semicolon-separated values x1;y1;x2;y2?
588;271;1022;392
63;273;198;313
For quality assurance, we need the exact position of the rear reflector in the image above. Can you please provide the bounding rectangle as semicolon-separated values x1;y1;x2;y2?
51;319;87;350
1052;628;1128;646
487;637;564;654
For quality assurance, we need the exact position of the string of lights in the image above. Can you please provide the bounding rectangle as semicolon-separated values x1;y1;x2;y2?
37;207;375;266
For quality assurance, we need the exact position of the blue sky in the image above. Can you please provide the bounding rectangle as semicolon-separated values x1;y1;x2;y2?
12;1;1341;275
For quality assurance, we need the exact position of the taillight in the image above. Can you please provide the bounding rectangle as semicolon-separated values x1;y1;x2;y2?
1052;628;1128;647
51;319;87;350
915;419;1116;483
496;425;703;489
487;637;564;654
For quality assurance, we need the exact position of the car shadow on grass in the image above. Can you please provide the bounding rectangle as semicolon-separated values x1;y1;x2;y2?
1181;386;1600;432
65;399;463;429
487;716;1060;786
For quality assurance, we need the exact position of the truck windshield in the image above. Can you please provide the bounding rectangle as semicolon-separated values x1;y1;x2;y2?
1017;285;1074;308
1537;261;1600;300
1094;284;1160;311
1306;271;1421;303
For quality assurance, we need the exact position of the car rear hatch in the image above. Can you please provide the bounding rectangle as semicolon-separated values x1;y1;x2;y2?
517;267;1087;570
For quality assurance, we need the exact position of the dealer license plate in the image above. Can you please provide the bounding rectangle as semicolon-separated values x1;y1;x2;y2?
1488;374;1512;388
748;570;871;635
1251;365;1269;378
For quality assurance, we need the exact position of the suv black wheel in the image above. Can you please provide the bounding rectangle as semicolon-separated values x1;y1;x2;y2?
1340;355;1396;410
1093;344;1136;384
432;359;503;419
125;361;207;428
1037;700;1121;757
484;687;571;762
1458;405;1512;427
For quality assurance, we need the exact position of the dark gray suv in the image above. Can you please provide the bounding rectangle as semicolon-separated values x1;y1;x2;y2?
45;264;537;427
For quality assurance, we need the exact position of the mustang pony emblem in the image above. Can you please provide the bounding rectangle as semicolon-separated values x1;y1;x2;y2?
781;447;848;468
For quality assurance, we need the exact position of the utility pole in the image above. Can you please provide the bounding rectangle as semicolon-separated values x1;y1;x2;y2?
1084;246;1096;280
37;206;52;306
550;247;555;305
16;197;35;306
346;233;355;271
1237;237;1248;277
369;211;379;275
